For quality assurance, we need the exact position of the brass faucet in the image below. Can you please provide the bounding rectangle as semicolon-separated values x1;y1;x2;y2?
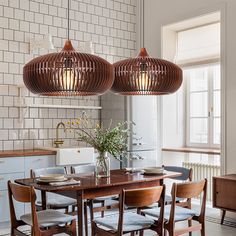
54;122;66;148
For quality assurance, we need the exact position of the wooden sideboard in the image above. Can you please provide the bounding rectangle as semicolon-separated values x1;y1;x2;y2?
213;174;236;224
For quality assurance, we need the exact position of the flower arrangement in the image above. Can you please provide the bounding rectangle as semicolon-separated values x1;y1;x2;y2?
66;113;131;177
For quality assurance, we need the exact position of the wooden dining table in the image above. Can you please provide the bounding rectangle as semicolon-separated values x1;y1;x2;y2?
15;169;181;236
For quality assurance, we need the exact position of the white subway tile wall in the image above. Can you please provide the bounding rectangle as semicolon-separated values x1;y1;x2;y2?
0;0;136;150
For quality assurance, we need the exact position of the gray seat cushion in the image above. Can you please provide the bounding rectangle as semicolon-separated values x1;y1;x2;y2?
21;209;76;228
165;195;183;203
94;212;154;232
142;205;196;222
93;199;119;207
94;195;118;202
37;192;76;208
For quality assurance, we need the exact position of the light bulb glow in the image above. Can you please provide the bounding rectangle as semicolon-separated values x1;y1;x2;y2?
138;61;149;90
59;68;77;90
138;71;149;89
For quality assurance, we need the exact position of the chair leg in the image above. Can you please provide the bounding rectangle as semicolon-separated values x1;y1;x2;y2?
89;200;94;222
84;202;88;236
101;200;105;217
188;220;192;236
165;227;174;236
70;220;77;236
91;221;96;236
139;230;144;236
164;229;167;236
11;227;15;236
201;221;205;236
65;206;69;214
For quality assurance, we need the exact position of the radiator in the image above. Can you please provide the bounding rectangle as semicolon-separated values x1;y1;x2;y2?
182;162;221;202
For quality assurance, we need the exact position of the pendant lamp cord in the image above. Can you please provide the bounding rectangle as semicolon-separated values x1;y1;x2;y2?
67;0;70;40
142;0;144;48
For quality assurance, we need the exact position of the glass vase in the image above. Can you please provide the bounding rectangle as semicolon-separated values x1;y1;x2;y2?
95;151;110;178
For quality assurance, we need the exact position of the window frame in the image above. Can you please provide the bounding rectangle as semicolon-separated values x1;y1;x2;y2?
185;63;220;148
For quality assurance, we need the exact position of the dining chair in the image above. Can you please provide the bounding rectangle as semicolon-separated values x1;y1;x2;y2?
92;185;166;236
71;164;119;220
31;167;77;213
162;165;193;205
142;179;207;236
8;180;76;236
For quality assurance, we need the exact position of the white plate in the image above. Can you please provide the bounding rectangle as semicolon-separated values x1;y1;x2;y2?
39;174;65;181
36;177;68;183
143;167;164;174
143;171;165;176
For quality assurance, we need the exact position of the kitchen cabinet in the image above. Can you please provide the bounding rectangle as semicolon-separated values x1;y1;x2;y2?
0;155;55;223
24;155;55;178
0;157;25;223
0;157;24;174
0;190;25;222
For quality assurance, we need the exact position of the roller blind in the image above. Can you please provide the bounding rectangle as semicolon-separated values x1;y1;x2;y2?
176;23;220;66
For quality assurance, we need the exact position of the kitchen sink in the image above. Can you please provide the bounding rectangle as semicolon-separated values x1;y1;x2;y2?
39;147;95;166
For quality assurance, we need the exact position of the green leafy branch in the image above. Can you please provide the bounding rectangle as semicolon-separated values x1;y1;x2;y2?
65;115;133;162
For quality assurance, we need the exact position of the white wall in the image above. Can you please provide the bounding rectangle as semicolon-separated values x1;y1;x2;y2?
0;0;136;150
144;0;236;174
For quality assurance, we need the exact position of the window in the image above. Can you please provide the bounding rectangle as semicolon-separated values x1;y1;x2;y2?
185;64;220;147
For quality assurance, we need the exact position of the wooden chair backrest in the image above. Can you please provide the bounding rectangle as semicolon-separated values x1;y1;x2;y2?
175;179;206;199
8;181;39;233
123;186;164;208
118;185;165;235
8;181;36;203
168;179;207;224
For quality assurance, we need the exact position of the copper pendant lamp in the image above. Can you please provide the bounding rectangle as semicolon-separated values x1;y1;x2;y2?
23;0;113;96
111;1;182;95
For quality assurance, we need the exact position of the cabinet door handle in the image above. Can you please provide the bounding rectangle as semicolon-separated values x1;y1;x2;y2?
0;160;5;163
33;159;42;162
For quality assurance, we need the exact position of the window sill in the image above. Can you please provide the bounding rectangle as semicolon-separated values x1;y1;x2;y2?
161;147;220;155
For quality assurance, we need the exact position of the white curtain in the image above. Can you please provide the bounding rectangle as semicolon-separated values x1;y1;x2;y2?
176;23;220;66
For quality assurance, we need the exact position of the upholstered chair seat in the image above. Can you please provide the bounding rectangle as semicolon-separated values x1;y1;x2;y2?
92;186;166;236
21;209;76;228
94;212;154;232
37;192;76;208
142;205;196;222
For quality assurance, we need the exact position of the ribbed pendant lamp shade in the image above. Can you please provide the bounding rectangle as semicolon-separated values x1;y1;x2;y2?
23;40;114;96
111;48;183;95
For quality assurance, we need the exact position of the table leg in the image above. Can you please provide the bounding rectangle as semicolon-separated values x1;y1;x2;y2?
77;190;84;236
41;190;47;210
221;210;226;224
